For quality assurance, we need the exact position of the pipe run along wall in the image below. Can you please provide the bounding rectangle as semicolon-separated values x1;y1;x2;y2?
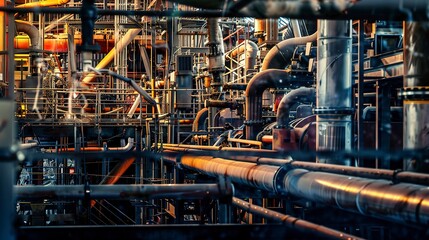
176;155;429;226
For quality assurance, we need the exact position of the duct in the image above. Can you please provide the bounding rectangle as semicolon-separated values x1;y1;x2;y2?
276;87;315;128
232;197;363;240
245;69;313;140
15;20;40;49
261;31;317;71
402;22;429;173
179;155;429;226
228;40;258;70
315;20;353;165
15;183;230;200
82;28;141;84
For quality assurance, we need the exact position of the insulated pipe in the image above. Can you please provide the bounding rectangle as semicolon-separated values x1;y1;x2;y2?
179;155;429;226
15;184;228;200
206;18;225;144
276;87;315;127
403;22;429;173
82;28;141;84
261;31;317;71
16;0;70;8
228;40;258;70
315;20;353;165
232;197;363;240
245;69;313;140
15;20;40;49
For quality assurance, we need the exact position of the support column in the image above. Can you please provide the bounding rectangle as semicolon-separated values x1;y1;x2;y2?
402;22;429;173
0;100;16;240
315;20;353;165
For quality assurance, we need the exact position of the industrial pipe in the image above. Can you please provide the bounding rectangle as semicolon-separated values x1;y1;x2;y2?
178;155;429;226
229;39;258;70
402;22;429;173
206;18;225;144
315;20;353;165
245;69;313;139
16;0;70;8
192;107;208;132
44;14;73;32
276;87;315;128
15;20;40;49
15;183;230;200
232;197;363;240
99;157;135;185
82;28;141;84
261;31;317;71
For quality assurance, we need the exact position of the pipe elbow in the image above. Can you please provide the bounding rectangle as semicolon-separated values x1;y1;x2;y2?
15;20;40;49
276;87;316;127
261;31;317;71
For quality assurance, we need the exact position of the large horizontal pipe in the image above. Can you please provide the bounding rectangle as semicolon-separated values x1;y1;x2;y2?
164;147;429;186
179;155;429;226
2;3;429;21
232;197;363;240
15;184;230;200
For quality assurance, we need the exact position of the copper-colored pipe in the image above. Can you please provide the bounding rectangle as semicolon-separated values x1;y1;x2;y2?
261;135;272;144
99;157;135;185
91;157;135;207
179;155;429;226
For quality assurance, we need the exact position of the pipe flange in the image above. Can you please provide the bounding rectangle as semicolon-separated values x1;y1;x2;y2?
314;107;354;115
244;120;265;126
399;87;429;100
391;169;403;184
273;162;294;195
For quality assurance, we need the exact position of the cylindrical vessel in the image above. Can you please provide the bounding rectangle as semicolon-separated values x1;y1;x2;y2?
403;22;429;173
315;20;353;165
